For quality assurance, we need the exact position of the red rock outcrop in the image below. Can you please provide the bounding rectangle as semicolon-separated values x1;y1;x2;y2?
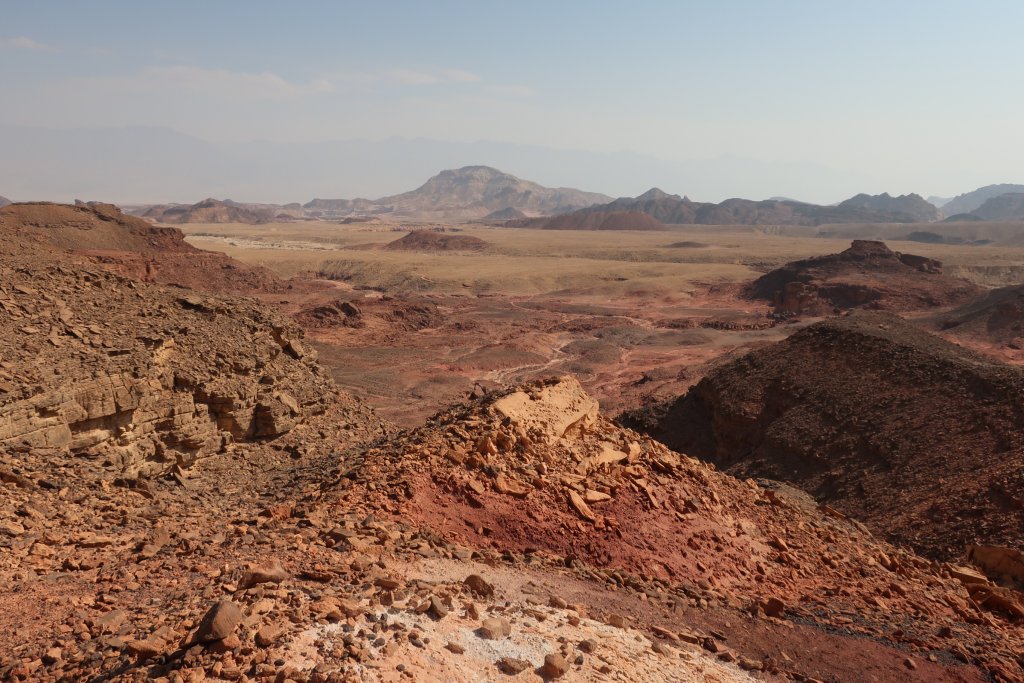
0;202;283;295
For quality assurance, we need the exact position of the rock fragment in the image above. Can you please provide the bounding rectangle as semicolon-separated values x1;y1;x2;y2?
194;600;243;643
479;617;511;640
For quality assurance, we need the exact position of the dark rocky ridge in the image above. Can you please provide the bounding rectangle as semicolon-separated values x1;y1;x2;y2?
383;230;490;251
541;189;941;226
937;283;1024;346
622;312;1024;562
971;193;1024;221
941;184;1024;217
744;240;980;315
509;209;666;231
142;198;272;224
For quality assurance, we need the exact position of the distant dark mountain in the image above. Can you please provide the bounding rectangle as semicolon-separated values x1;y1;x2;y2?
546;188;941;226
970;193;1024;221
0;196;10;208
305;166;610;221
942;184;1024;217
510;210;666;231
141;198;272;224
837;192;939;222
481;206;528;221
940;213;984;223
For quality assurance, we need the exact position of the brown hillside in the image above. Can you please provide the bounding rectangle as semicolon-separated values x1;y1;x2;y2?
510;210;667;231
744;240;981;315
622;312;1024;563
384;230;490;252
0;202;282;295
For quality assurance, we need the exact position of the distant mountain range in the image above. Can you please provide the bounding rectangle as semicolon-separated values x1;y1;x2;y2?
129;167;608;223
969;193;1024;221
137;198;305;224
304;166;610;221
0;196;10;208
931;184;1024;216
123;172;1024;227
512;187;940;228
0;124;869;206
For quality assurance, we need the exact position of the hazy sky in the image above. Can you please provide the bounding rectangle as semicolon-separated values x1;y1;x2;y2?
2;1;1023;202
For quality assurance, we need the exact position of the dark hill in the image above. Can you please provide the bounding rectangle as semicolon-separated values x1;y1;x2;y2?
383;230;489;251
548;189;941;226
622;311;1024;561
942;184;1024;216
971;193;1024;221
481;206;527;221
744;240;980;315
837;192;939;222
148;198;271;224
937;284;1024;346
509;210;666;231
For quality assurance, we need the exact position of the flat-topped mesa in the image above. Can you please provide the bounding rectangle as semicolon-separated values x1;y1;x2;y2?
834;239;941;272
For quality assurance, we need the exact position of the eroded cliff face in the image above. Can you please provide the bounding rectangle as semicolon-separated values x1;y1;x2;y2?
0;261;333;476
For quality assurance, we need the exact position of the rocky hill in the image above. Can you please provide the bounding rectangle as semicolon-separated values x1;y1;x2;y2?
480;206;527;221
510;209;667;231
0;201;281;295
0;262;334;477
337;376;1024;680
744;240;980;315
548;189;942;226
937;284;1024;346
383;230;490;251
623;312;1024;564
970;192;1024;221
941;184;1024;217
141;198;272;224
305;166;611;221
836;192;939;222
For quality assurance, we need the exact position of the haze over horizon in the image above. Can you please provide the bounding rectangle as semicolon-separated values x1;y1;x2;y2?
3;1;1024;204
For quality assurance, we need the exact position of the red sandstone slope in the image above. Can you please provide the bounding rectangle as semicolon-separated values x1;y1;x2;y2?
0;202;283;295
331;376;1024;680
